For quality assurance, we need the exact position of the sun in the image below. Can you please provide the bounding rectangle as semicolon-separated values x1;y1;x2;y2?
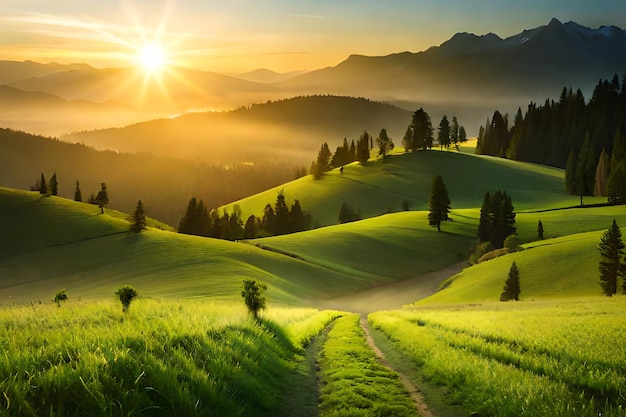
138;42;168;74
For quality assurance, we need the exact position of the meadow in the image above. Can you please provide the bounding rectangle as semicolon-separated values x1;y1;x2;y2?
369;299;626;417
0;298;343;416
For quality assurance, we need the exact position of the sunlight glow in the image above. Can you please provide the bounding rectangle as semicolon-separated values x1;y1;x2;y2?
138;42;167;74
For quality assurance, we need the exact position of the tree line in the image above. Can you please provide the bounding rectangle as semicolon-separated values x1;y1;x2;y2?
475;75;626;205
178;191;311;240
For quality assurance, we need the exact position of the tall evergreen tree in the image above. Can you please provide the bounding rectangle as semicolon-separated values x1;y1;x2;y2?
402;125;413;151
574;136;596;205
428;175;451;232
178;197;210;236
501;261;521;301
356;131;371;163
289;199;310;233
274;190;290;235
537;220;544;240
311;142;332;178
49;173;58;196
598;220;626;296
608;130;626;204
261;203;276;235
458;126;467;143
74;180;82;202
437;115;451;149
376;128;394;158
243;215;258;239
130;200;147;233
450;116;459;146
39;173;47;195
477;190;516;248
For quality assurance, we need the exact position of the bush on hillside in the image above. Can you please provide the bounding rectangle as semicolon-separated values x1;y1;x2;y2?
470;241;493;264
115;285;138;313
504;234;523;252
478;248;510;263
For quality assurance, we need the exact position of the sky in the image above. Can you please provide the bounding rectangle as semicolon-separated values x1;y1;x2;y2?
0;0;624;74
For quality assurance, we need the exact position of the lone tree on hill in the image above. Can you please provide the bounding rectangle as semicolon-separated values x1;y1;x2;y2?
94;183;109;214
241;279;267;320
74;180;82;202
537;220;544;240
49;173;58;196
130;200;147;233
403;108;434;151
39;173;47;195
501;261;521;301
428;175;451;232
311;142;332;179
598;220;626;296
376;128;394;158
115;285;138;313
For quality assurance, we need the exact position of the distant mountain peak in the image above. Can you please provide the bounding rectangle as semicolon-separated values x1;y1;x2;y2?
548;17;563;27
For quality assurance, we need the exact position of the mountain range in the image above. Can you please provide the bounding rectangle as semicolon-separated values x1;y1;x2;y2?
1;18;624;137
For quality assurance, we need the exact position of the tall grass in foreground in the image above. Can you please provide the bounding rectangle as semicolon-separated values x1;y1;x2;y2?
369;299;626;417
318;314;415;417
0;298;341;417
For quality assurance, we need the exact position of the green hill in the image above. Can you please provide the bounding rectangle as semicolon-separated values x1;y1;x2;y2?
0;188;376;305
419;206;626;304
223;149;602;227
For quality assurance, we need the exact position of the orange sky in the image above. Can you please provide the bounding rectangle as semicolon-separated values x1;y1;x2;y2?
0;1;624;74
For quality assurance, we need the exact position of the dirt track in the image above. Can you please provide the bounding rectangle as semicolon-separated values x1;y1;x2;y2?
314;261;467;314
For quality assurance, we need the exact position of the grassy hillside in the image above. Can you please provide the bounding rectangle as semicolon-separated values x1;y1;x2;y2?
420;229;622;305
223;149;601;227
0;188;379;305
253;210;475;281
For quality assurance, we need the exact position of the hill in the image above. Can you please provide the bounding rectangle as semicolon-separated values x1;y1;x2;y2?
222;149;599;228
62;96;412;164
418;205;626;304
0;187;389;305
0;128;298;226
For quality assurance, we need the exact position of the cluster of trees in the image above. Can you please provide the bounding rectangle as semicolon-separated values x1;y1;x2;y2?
402;109;467;151
477;190;517;249
31;172;59;196
179;191;311;240
311;129;391;178
475;76;626;204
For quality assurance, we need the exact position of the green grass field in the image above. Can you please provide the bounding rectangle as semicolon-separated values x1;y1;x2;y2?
369;299;626;417
0;298;343;416
222;149;598;227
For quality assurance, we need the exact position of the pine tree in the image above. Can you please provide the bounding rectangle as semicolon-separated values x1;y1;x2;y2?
598;220;626;296
311;142;332;179
501;261;521;301
450;116;459;146
49;173;58;196
130;200;147;233
261;204;276;235
376;128;394;158
608;130;626;204
477;192;491;243
243;215;257;239
537;220;544;240
356;131;371;163
574;136;595;206
437;115;451;149
39;173;47;195
74;180;82;202
402;125;413;151
477;190;516;248
428;175;451;232
274;190;290;235
458;126;467;143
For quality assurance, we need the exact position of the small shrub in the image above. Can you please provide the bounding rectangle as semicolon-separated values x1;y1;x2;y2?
470;241;493;264
115;285;138;313
241;279;267;320
53;289;68;307
503;234;523;252
478;248;510;263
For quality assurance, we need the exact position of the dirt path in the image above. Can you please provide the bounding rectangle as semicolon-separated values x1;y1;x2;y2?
359;316;436;417
315;261;466;314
